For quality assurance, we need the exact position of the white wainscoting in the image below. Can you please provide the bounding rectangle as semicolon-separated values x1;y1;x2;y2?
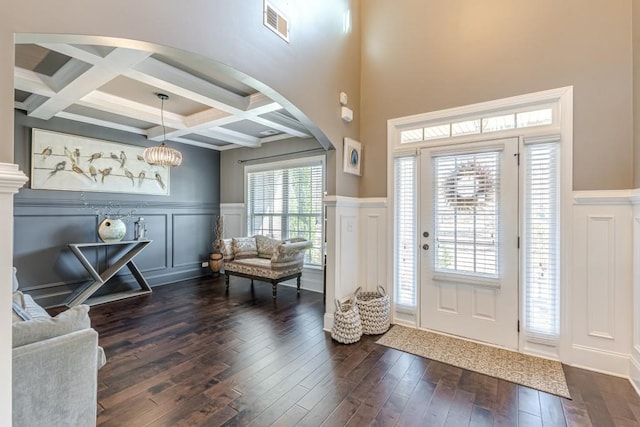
219;203;245;238
323;196;387;331
320;190;640;387
572;191;633;377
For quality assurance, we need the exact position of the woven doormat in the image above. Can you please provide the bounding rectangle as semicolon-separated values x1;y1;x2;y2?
376;325;570;398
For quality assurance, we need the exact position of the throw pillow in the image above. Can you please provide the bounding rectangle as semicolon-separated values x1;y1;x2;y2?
255;235;281;259
11;291;29;323
12;305;91;348
220;238;234;261
232;237;258;259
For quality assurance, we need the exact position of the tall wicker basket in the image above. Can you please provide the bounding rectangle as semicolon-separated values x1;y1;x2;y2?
355;286;390;335
331;297;362;344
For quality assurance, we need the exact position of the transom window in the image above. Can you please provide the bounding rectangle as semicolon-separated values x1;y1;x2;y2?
400;107;553;144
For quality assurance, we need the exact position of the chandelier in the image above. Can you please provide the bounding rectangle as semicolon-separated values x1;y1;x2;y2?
143;93;183;167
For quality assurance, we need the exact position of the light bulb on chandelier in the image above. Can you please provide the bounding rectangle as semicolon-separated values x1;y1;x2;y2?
143;93;183;167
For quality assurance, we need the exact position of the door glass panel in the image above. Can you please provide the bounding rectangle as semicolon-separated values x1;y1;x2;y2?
433;151;500;277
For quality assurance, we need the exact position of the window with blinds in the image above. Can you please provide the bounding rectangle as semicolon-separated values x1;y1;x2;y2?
433;152;500;277
394;156;417;307
246;159;324;266
524;142;560;341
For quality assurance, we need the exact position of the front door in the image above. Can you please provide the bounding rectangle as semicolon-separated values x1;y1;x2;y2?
419;138;519;350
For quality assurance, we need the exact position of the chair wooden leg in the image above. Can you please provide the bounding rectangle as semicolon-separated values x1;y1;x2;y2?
297;274;301;294
225;273;230;290
272;281;277;299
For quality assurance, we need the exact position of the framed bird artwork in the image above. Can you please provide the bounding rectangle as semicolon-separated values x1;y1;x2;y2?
30;129;171;196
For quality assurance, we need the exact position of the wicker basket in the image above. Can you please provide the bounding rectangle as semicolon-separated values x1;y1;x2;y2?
355;286;390;335
331;297;362;344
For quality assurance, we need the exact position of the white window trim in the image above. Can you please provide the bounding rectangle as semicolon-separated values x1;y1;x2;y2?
387;86;573;360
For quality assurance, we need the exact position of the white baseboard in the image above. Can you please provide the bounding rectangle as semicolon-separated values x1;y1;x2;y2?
630;352;640;396
570;344;630;377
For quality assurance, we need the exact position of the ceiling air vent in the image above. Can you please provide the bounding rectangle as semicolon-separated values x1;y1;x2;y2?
264;1;290;42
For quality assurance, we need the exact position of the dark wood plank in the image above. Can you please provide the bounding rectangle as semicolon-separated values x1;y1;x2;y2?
539;391;567;426
88;276;640;426
518;385;541;417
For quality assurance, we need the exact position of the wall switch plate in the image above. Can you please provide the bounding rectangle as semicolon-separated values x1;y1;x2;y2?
201;261;208;268
339;92;348;105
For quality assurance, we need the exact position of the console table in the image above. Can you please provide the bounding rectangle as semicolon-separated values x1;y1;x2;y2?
66;240;152;307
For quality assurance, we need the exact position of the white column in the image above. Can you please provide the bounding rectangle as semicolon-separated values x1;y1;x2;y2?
0;163;29;425
323;196;388;331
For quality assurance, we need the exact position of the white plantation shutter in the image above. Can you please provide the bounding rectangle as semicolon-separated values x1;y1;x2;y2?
433;152;500;277
247;159;324;266
524;141;560;341
394;156;417;307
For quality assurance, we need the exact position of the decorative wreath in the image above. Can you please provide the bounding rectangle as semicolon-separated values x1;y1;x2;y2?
443;161;494;211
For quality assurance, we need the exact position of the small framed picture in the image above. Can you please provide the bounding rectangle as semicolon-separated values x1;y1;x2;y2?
343;137;362;176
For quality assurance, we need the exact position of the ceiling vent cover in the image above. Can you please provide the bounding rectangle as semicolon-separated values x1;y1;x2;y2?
264;1;290;42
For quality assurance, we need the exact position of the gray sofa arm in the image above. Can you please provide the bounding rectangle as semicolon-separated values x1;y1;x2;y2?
13;328;99;427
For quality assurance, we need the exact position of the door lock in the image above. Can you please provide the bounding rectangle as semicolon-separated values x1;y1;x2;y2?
423;231;430;238
422;244;429;250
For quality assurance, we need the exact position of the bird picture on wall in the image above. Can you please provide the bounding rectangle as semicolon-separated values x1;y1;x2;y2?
31;128;171;196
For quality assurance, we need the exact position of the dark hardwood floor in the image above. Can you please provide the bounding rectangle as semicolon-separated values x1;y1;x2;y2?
90;276;640;426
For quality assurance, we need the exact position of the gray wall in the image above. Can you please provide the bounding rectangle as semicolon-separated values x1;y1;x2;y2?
13;110;220;307
220;137;325;203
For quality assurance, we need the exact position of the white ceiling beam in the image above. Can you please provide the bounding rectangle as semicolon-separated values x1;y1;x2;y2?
14;67;56;97
260;133;298;144
28;48;152;120
246;93;283;114
78;91;185;128
55;112;147;135
147;108;236;140
250;116;311;138
38;43;104;66
169;137;226;151
126;57;250;112
199;128;262;148
46;58;91;93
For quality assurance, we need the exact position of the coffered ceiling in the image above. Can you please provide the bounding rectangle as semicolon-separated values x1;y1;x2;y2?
14;42;313;151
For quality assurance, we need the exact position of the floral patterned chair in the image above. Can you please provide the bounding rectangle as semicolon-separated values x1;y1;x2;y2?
218;236;312;298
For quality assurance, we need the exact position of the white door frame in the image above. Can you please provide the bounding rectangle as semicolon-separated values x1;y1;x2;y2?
387;86;573;361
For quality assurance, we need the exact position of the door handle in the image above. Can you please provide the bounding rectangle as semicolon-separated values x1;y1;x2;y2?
422;244;429;250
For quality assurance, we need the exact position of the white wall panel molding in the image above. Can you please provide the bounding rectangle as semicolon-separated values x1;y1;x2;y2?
572;194;633;378
572;344;631;377
585;215;616;340
0;163;28;425
358;207;387;293
574;189;636;205
220;203;245;238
